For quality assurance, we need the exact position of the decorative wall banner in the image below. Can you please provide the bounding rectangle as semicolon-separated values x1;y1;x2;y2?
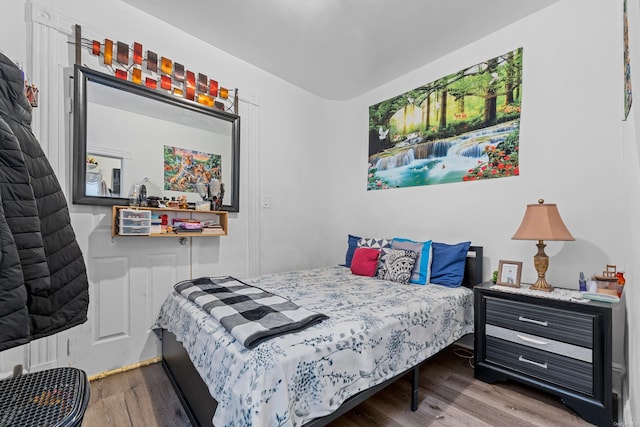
163;145;222;193
368;47;523;190
74;25;237;114
624;0;632;120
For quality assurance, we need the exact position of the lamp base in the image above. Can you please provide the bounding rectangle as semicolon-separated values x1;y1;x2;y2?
529;276;553;292
530;240;553;292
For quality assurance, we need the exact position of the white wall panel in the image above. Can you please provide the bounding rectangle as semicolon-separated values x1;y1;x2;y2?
93;257;130;341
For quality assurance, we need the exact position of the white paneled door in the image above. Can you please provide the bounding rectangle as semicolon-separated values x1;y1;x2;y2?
57;228;191;376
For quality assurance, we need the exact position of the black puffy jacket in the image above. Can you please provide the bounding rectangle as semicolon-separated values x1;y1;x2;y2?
0;52;89;350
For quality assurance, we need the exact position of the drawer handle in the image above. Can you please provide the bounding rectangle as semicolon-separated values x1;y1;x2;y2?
518;316;548;327
516;334;548;345
518;356;548;369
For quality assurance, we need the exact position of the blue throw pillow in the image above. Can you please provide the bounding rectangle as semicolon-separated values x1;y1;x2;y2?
391;238;432;285
343;234;361;267
430;241;472;287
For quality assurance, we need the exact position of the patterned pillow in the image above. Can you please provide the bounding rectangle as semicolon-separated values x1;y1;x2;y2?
380;249;418;284
357;237;392;277
391;238;433;285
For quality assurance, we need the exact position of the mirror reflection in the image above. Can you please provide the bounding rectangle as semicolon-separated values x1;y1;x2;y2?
85;153;122;197
73;66;240;211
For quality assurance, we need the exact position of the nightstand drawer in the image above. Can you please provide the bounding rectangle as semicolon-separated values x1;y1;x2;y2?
486;297;594;347
486;336;593;395
486;325;592;362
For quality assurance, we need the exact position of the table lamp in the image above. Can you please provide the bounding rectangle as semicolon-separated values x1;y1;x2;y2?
511;199;574;292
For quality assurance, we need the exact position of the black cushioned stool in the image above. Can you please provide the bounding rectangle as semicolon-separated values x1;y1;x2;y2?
0;367;90;427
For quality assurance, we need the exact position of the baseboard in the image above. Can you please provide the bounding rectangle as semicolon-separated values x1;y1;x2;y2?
613;361;625;396
88;356;162;381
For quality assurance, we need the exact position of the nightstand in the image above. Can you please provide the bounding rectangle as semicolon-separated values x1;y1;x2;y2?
474;283;613;427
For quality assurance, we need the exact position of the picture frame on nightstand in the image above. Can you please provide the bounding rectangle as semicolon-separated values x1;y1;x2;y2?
497;260;522;287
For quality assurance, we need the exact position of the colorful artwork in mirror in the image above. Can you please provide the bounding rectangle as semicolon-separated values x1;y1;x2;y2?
163;145;222;194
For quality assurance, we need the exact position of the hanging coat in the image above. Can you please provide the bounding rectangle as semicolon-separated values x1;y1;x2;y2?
0;52;89;349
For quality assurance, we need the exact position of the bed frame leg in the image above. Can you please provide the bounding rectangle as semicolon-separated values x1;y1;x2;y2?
411;366;419;411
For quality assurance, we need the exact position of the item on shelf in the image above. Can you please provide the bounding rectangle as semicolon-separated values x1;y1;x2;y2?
178;195;189;210
195;200;210;211
128;189;138;207
175;227;202;234
167;197;179;208
118;209;151;235
172;218;202;233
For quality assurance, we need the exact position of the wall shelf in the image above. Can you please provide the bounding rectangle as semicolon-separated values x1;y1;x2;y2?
111;205;228;237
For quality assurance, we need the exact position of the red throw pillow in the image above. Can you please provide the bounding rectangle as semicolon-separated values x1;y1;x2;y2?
350;247;381;277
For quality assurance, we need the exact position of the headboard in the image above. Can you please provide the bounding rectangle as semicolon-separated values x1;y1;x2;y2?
462;245;483;288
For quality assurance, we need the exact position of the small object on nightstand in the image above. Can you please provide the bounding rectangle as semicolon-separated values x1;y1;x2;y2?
579;272;587;291
594;264;618;282
594;265;619;296
581;292;620;303
616;271;625;297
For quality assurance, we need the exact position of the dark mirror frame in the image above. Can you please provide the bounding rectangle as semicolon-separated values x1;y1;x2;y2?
72;65;240;212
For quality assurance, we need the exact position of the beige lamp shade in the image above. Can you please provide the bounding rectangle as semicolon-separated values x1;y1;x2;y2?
512;199;574;241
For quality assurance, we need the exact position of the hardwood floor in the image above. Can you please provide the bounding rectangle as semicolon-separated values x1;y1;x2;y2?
82;346;594;426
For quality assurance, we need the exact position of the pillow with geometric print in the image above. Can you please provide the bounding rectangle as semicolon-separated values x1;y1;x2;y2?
391;238;433;285
379;249;417;285
357;237;392;278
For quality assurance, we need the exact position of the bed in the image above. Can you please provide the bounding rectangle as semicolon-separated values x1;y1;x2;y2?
155;245;483;426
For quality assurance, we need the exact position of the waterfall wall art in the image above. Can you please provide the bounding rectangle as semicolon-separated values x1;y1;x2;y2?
368;47;524;190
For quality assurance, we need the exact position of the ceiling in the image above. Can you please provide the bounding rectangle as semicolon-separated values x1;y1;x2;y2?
121;0;560;100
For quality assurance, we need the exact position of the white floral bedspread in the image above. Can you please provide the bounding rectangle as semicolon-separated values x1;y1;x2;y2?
154;266;474;427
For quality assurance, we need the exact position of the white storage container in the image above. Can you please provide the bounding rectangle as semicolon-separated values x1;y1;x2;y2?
118;209;152;235
119;225;152;235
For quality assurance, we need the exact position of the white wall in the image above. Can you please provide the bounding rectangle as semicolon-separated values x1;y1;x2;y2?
0;1;27;67
329;0;623;286
622;0;640;422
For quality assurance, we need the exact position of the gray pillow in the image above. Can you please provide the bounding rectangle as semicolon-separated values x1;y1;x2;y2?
391;239;425;283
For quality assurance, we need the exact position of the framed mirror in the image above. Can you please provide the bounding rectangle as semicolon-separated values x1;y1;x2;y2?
72;65;240;211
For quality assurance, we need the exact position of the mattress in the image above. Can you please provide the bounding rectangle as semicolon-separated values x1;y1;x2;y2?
154;266;474;426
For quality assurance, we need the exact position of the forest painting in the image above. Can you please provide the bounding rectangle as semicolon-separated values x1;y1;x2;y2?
368;47;523;190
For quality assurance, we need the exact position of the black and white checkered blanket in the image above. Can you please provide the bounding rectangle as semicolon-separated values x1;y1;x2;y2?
174;276;328;349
